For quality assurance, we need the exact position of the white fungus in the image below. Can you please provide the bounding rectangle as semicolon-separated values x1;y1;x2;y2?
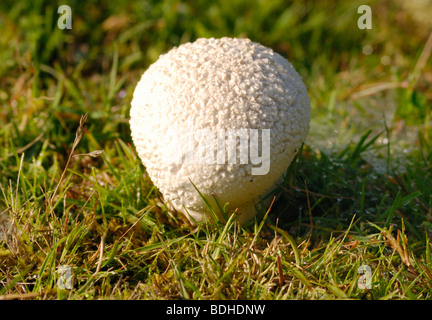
130;37;311;225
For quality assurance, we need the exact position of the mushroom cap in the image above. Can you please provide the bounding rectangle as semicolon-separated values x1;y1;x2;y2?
130;37;310;224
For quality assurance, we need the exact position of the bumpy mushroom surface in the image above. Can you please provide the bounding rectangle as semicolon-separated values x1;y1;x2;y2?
130;37;310;224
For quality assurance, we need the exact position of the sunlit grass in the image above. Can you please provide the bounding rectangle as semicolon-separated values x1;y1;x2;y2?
1;0;431;300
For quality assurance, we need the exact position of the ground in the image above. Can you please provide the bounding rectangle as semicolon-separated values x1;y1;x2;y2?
0;0;431;300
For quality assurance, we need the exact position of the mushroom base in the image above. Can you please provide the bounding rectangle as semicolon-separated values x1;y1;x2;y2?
169;180;282;226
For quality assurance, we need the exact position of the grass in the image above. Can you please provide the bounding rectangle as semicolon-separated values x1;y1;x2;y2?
1;0;432;300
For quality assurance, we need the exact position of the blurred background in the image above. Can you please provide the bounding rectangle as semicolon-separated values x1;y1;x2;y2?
0;0;431;186
0;0;430;165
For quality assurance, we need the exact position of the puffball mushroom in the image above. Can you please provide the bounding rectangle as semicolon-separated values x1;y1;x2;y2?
130;37;311;225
